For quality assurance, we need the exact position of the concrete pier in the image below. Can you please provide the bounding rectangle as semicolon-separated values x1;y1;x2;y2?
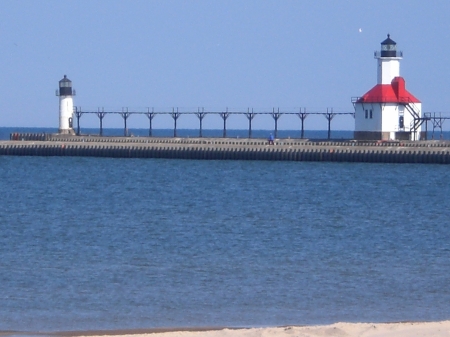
2;134;450;164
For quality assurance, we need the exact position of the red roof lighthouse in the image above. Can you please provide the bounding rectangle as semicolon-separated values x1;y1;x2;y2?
358;77;420;104
353;35;422;141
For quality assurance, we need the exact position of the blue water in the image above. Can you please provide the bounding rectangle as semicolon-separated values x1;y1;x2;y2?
0;154;450;332
2;127;450;140
1;126;354;140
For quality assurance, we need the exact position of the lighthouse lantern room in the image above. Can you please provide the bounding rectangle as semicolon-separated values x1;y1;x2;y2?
56;75;75;135
353;35;422;141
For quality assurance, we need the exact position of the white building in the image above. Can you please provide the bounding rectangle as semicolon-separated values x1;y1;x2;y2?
353;35;422;141
56;75;75;135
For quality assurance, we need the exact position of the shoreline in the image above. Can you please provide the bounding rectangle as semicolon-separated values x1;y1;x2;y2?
3;321;450;337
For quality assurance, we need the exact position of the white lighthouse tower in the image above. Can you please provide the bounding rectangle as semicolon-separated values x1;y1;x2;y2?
353;35;422;141
56;75;75;135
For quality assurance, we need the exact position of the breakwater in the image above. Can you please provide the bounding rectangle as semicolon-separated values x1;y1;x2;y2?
2;134;450;164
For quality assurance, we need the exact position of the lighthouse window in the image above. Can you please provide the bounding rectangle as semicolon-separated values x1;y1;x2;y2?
369;109;373;119
365;110;368;119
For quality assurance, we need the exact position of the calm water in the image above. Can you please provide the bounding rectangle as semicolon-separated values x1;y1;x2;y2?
1;153;450;332
0;126;355;140
2;127;450;140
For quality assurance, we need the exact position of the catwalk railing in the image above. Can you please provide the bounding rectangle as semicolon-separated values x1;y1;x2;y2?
73;107;354;139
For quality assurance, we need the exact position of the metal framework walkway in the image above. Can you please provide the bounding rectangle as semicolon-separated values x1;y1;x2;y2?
73;107;450;140
73;107;355;139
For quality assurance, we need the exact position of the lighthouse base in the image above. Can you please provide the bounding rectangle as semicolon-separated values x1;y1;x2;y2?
354;131;415;141
59;128;76;135
354;131;388;140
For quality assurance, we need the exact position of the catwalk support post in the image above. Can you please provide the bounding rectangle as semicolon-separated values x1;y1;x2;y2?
220;108;230;138
171;108;180;137
75;107;84;136
146;108;155;137
196;107;207;138
97;108;106;136
121;107;130;136
297;108;308;139
324;108;336;140
245;108;256;139
272;108;282;139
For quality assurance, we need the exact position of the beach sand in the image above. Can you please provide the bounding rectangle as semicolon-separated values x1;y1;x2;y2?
72;321;450;337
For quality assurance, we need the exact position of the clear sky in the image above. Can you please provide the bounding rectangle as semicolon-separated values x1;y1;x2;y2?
1;0;449;131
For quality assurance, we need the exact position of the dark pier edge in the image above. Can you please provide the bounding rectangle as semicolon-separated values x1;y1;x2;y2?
2;133;450;164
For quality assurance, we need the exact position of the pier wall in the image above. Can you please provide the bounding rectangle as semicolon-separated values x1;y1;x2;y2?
2;135;450;164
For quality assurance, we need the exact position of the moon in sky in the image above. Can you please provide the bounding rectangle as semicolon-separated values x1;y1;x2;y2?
359;28;362;33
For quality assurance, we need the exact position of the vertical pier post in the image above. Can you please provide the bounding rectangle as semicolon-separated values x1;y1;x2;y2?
296;108;308;139
75;106;84;136
431;113;438;139
431;113;445;140
220;108;230;138
171;108;180;137
323;108;336;140
146;108;155;137
97;108;106;136
196;107;207;138
423;112;431;141
271;108;282;138
245;108;256;138
121;107;130;136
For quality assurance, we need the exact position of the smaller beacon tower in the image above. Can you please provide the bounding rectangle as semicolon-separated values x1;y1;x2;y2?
353;35;422;141
56;75;75;135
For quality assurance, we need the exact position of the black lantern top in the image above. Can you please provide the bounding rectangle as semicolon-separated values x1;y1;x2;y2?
59;75;72;96
380;34;397;57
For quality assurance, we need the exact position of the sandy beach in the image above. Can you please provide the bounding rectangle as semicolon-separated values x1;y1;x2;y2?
66;321;450;337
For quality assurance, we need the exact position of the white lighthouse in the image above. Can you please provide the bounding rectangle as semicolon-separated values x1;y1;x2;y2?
56;75;75;135
353;35;422;141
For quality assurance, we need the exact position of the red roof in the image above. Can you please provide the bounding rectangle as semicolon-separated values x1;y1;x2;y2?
357;77;420;103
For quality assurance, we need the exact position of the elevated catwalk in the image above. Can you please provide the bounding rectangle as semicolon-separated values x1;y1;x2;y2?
2;135;450;164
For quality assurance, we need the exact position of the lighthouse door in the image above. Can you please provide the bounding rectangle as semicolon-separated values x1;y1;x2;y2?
398;107;405;131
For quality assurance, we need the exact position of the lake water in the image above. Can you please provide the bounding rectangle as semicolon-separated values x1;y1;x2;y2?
2;127;449;141
0;126;355;140
1;153;450;332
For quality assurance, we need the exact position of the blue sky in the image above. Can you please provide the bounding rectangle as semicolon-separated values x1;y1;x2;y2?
1;0;449;131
